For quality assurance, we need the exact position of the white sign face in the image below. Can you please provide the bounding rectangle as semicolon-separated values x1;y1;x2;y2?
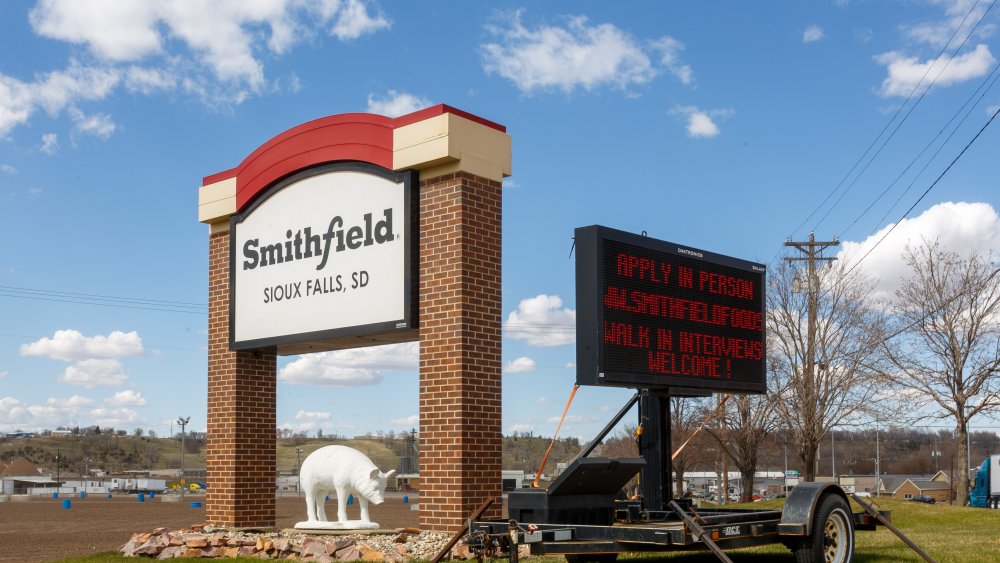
231;165;412;349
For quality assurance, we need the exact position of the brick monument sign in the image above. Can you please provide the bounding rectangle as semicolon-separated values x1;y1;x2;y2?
198;105;511;531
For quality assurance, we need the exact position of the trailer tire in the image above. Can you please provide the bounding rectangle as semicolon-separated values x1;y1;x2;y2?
792;494;854;563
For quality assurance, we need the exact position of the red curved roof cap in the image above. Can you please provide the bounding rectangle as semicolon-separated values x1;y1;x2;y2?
203;105;506;212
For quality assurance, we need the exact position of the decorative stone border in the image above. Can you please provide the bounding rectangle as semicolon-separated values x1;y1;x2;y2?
120;526;458;561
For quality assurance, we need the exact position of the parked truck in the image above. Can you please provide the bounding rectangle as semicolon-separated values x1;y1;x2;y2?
968;454;1000;508
110;477;167;494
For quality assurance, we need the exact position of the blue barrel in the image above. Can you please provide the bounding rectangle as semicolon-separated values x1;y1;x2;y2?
403;495;409;504
149;491;155;499
52;492;59;499
79;491;86;499
107;493;113;499
347;494;353;505
190;502;203;508
137;493;145;503
61;499;71;509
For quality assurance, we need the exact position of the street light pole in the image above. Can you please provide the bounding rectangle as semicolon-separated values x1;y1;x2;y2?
177;417;190;501
55;449;61;492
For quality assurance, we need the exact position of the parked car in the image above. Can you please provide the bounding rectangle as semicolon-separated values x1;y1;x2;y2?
908;494;936;504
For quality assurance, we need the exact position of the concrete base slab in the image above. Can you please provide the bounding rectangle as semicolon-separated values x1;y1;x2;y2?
293;520;381;531
284;527;407;536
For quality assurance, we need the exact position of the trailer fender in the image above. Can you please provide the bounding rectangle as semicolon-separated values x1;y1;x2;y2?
777;482;850;537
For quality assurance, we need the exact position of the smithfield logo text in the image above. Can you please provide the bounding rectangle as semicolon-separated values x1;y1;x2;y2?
242;209;394;271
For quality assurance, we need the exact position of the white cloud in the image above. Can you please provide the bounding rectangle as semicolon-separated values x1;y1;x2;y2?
839;201;1000;303
565;362;576;369
59;359;129;388
481;11;657;94
366;90;431;117
30;0;163;61
546;414;596;424
105;390;146;407
89;407;140;427
0;394;105;432
40;133;59;154
670;105;734;138
21;330;144;361
904;0;996;49
68;107;117;139
803;24;825;43
0;370;7;379
390;414;419;426
48;395;95;409
504;356;537;373
876;44;995;97
504;294;576;347
123;66;178;95
987;104;999;116
330;0;391;40
535;396;549;405
279;341;417;386
294;410;332;421
650;36;694;85
3;0;391;136
0;164;15;174
507;422;535;434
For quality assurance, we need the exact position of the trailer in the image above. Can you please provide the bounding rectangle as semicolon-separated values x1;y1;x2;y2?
452;227;931;563
465;395;892;563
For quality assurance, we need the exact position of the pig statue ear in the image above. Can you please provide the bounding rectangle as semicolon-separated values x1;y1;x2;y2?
385;469;397;479
369;468;380;480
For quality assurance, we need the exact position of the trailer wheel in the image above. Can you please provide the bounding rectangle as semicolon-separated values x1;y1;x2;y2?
792;494;854;563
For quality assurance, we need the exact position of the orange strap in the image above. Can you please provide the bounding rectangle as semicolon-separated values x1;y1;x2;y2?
672;393;732;461
533;384;580;488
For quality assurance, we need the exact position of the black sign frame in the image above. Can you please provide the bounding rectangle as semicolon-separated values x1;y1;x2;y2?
575;225;766;393
228;161;418;353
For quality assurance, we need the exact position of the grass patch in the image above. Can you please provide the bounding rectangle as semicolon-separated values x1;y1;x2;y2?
54;498;999;562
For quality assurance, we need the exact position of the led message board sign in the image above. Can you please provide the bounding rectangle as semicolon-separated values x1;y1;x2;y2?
576;226;766;393
230;162;416;352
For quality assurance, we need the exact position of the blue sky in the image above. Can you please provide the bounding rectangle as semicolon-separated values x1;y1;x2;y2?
1;0;999;443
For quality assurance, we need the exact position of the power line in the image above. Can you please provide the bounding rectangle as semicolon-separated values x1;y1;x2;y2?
811;0;997;233
840;60;1000;237
789;0;993;239
840;105;1000;280
0;284;207;315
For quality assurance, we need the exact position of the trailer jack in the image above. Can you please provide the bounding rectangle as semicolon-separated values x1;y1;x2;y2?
850;494;937;563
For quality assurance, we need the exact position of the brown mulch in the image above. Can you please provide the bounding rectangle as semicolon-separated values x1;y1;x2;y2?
0;493;419;562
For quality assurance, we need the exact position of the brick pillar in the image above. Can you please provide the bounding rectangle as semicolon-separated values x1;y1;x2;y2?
418;171;503;532
205;230;277;527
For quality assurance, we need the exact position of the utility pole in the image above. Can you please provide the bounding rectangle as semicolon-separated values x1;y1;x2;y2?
784;232;839;482
177;417;190;501
831;431;836;481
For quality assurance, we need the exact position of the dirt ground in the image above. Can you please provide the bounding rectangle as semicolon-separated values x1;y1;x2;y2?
0;493;420;563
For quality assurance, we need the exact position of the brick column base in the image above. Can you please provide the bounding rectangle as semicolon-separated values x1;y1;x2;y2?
205;230;278;527
418;172;503;532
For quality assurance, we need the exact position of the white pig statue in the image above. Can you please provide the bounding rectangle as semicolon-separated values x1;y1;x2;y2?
294;445;396;530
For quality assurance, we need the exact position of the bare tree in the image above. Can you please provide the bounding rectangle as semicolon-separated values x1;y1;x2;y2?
669;396;712;498
707;393;778;502
884;239;1000;504
768;259;889;482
